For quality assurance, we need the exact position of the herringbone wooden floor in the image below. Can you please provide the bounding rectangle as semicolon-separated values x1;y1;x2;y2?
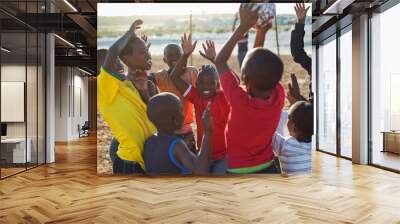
1;135;400;224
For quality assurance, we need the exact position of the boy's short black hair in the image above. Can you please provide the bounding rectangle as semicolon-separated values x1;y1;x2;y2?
198;64;218;81
242;48;283;91
289;101;313;143
163;44;182;56
147;92;182;130
120;36;142;58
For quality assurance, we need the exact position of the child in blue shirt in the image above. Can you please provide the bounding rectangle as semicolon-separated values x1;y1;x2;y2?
144;92;213;175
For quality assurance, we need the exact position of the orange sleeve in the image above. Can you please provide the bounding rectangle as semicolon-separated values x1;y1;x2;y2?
153;70;163;86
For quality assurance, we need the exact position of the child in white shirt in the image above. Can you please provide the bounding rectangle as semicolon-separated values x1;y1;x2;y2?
273;101;313;174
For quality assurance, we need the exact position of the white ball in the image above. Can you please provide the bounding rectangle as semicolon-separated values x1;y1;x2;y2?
240;3;276;26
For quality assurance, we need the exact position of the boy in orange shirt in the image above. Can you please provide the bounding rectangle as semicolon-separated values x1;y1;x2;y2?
150;44;198;153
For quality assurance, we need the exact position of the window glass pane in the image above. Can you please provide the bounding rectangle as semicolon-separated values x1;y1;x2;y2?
0;0;46;179
371;3;400;171
340;29;352;158
1;30;27;177
318;37;337;154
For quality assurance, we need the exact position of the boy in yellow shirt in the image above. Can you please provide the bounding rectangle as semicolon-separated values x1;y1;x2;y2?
98;20;156;174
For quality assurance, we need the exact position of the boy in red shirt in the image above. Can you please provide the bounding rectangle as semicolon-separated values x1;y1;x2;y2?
170;34;230;174
214;4;285;174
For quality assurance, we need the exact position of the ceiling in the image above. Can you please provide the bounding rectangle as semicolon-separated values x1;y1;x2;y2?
312;0;391;43
0;0;97;74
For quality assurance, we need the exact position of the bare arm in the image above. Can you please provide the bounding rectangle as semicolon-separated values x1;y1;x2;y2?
214;25;247;75
232;13;238;32
194;106;213;173
287;73;306;105
174;104;213;174
148;80;159;96
215;4;260;74
127;71;151;104
170;55;190;95
253;18;273;48
170;33;197;95
103;20;142;73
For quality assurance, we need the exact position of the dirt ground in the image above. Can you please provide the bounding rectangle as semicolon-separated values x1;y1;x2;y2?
97;54;311;174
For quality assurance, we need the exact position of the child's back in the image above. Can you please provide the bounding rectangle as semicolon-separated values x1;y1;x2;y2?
213;4;286;173
143;92;214;175
273;101;313;174
221;69;285;172
273;134;312;173
144;133;188;174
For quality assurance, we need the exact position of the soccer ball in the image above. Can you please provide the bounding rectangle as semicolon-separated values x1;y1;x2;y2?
240;3;276;26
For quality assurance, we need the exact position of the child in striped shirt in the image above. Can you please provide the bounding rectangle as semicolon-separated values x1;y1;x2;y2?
273;101;313;174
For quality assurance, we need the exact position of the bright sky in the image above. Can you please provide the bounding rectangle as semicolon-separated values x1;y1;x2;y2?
98;3;312;16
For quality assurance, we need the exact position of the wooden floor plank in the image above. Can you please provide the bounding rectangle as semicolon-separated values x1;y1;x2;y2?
0;135;399;223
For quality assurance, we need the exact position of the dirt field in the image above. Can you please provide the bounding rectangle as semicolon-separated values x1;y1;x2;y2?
97;54;311;174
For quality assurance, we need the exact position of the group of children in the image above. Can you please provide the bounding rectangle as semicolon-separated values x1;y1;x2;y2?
98;3;313;175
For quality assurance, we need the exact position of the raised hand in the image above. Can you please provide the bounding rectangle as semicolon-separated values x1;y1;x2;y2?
255;17;273;33
141;34;148;42
239;3;261;31
199;40;216;63
141;34;151;49
294;3;310;24
128;70;152;103
181;33;197;56
129;19;143;36
147;79;158;97
128;70;148;91
202;102;213;133
104;19;143;75
287;73;306;105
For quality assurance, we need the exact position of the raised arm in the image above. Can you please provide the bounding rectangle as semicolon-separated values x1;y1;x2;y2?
173;103;213;174
294;3;309;25
214;4;260;74
232;12;239;32
193;104;213;173
170;33;197;94
291;3;311;75
199;40;216;64
127;69;152;104
103;20;142;73
287;73;306;105
254;18;273;48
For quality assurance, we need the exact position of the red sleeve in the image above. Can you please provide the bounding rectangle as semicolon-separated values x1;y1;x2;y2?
183;85;201;105
219;69;248;105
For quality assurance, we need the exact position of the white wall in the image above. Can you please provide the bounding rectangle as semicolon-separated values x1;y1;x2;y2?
55;67;69;141
1;65;30;138
1;63;46;164
1;65;26;143
54;67;89;141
